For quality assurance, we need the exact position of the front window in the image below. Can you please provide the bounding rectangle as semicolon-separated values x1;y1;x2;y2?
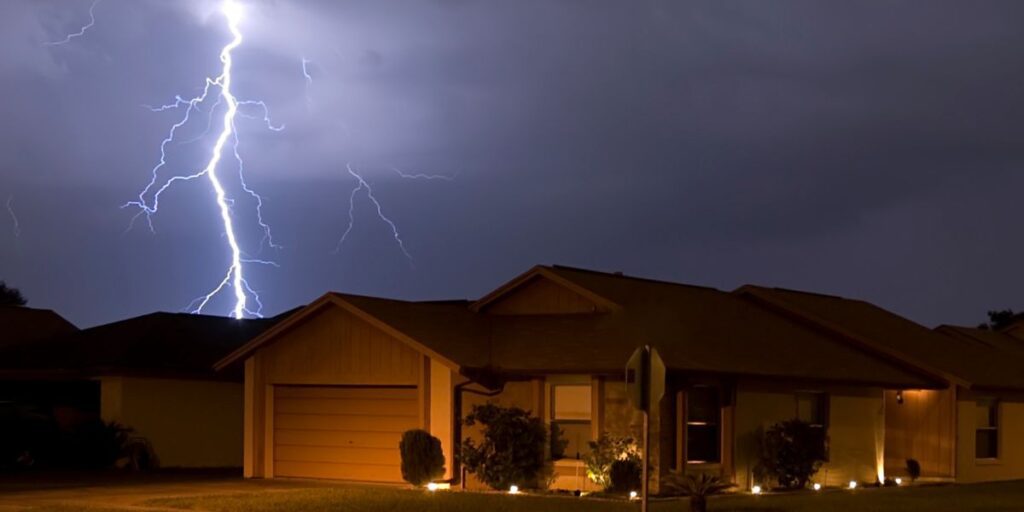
551;384;592;459
796;391;829;460
976;398;999;460
686;386;721;464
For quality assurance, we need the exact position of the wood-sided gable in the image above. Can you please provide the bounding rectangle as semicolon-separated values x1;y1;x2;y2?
470;266;619;315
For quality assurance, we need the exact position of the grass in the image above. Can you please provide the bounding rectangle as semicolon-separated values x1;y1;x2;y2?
23;480;1024;512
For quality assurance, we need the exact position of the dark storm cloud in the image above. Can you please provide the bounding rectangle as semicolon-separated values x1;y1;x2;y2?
1;0;1023;327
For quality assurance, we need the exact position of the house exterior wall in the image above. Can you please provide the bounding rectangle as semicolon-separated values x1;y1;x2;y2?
955;388;1024;483
243;305;429;479
99;376;242;468
733;381;884;490
883;388;955;478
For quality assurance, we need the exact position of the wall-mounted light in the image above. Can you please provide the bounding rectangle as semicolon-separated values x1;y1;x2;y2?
848;481;858;490
896;390;904;405
751;485;762;495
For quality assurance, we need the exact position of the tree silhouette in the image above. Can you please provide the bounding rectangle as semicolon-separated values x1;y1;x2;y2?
978;309;1016;331
0;281;27;306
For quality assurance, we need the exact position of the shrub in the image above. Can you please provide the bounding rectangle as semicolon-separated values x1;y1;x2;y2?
549;423;568;460
582;433;640;490
906;458;921;482
460;403;547;490
753;419;826;490
60;420;157;470
608;459;642;494
399;429;445;486
663;472;734;512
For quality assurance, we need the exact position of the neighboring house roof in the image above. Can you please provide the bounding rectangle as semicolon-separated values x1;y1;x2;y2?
0;306;78;350
936;325;1024;357
219;265;942;389
737;286;1024;391
0;310;291;381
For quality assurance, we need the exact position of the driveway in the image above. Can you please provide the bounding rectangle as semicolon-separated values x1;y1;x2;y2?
0;470;342;511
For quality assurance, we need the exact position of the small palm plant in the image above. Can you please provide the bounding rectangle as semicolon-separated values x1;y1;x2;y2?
664;472;734;512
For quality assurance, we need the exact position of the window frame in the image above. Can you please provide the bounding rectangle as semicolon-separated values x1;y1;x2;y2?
549;381;594;460
975;398;1000;461
794;391;830;461
684;385;722;465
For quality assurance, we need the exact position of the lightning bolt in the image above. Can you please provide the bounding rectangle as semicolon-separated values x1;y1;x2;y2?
334;164;456;263
301;57;313;109
45;0;101;47
6;195;19;238
123;0;279;319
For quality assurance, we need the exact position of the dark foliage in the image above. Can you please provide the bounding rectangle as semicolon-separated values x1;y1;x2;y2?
907;458;922;482
0;281;26;306
607;459;642;494
754;419;827;490
399;429;445;486
662;472;734;512
549;423;568;460
978;309;1016;330
460;403;547;490
582;433;639;490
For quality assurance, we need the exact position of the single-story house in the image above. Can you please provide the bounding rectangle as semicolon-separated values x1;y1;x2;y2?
217;265;977;491
736;286;1024;484
0;310;288;468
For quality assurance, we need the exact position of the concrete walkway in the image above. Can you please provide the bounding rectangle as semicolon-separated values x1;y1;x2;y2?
0;471;339;511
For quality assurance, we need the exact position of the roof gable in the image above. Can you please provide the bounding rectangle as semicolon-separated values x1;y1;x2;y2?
215;294;481;371
470;266;619;314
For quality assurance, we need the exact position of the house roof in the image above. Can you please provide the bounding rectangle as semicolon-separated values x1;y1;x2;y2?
218;265;941;389
738;286;1024;391
0;306;78;350
936;325;1024;358
0;310;289;381
484;266;939;387
216;293;490;371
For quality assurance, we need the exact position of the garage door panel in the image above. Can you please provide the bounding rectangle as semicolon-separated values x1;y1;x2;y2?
275;386;417;401
275;413;418;433
275;429;402;449
275;460;400;482
275;397;419;416
276;445;402;465
273;385;418;483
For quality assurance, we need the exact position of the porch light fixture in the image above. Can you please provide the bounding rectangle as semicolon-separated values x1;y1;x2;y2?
848;481;858;489
509;485;520;495
813;483;821;491
751;485;762;495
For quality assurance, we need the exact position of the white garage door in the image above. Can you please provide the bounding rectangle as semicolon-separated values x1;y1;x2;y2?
273;385;419;482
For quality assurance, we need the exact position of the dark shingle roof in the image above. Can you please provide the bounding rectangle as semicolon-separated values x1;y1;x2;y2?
0;306;78;350
740;286;1024;390
251;266;939;389
0;311;290;381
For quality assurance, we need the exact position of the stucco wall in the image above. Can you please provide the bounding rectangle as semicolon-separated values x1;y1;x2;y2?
100;376;243;468
955;389;1024;483
733;381;884;490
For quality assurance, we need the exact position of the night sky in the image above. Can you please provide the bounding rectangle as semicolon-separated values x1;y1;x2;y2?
2;0;1023;328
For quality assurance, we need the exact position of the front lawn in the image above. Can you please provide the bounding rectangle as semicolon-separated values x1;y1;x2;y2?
26;480;1024;512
